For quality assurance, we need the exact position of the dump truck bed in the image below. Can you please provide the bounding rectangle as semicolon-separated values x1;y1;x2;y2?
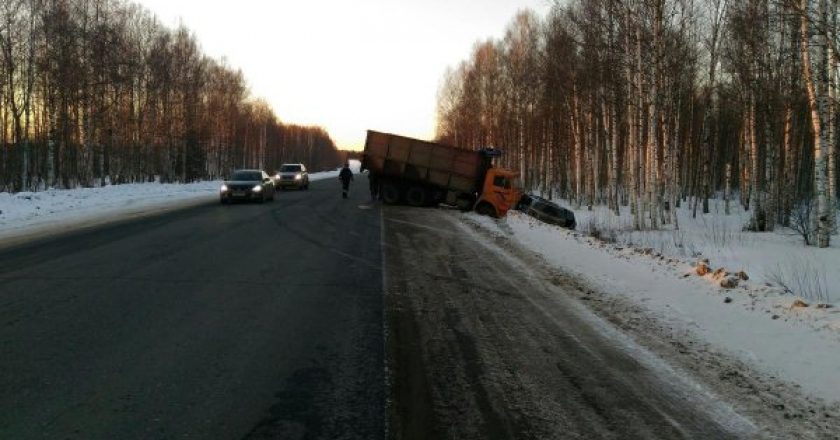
362;130;485;194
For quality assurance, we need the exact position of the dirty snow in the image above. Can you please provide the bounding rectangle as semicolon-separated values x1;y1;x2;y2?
465;202;840;406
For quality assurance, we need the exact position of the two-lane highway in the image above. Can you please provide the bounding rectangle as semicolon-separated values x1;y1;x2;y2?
0;178;383;439
2;175;791;439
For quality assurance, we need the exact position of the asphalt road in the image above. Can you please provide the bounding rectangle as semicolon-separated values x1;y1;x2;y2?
1;177;763;440
0;178;384;439
384;208;758;439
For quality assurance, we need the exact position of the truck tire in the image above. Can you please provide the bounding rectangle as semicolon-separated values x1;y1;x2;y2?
455;195;474;211
455;195;475;212
381;182;402;205
475;202;496;217
405;186;428;207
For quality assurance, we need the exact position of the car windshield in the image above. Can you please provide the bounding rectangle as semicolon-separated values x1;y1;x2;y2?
230;171;261;181
280;165;301;172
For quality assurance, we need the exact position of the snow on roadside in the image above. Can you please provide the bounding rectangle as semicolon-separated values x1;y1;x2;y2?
465;210;840;405
571;198;840;304
0;168;348;245
0;181;221;243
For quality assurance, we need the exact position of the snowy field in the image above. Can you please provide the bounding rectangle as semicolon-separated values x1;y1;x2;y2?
0;165;352;246
572;198;840;304
465;201;840;405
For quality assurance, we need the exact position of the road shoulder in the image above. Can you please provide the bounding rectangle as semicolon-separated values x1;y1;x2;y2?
384;207;762;439
461;212;840;439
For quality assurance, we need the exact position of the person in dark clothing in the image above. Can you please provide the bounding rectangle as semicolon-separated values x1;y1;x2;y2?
367;172;379;201
339;163;354;198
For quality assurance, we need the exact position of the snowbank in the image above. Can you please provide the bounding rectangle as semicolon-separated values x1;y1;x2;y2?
568;198;839;304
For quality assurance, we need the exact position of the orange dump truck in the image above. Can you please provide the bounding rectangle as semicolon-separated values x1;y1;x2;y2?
361;130;520;217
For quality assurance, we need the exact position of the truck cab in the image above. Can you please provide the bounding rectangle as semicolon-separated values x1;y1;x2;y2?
475;168;521;217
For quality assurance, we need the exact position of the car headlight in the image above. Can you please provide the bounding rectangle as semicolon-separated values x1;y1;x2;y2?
220;184;228;192
295;173;302;180
252;185;262;192
275;174;281;180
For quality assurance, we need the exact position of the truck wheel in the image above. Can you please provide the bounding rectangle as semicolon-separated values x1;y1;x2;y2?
381;182;402;204
405;186;428;207
455;196;474;211
475;202;496;217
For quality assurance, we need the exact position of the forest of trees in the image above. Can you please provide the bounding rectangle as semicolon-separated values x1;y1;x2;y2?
0;0;343;194
436;0;840;248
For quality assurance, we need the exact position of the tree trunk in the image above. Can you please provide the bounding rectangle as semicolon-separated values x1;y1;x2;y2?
671;100;680;229
749;92;764;230
801;0;831;247
725;162;732;215
610;95;620;216
572;84;583;209
827;1;837;232
635;23;644;230
625;5;637;223
649;0;663;230
782;104;793;225
741;109;751;210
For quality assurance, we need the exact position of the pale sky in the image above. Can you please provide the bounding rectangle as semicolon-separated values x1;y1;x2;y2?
136;0;552;150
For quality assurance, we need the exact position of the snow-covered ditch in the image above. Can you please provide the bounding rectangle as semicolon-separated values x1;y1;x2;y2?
465;205;840;406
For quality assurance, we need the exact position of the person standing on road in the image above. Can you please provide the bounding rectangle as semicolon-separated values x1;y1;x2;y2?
339;162;354;199
367;171;379;202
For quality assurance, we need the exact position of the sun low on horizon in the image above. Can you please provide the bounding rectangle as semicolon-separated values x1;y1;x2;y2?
136;0;552;151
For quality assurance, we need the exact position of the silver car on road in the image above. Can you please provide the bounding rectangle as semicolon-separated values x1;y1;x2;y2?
274;163;310;190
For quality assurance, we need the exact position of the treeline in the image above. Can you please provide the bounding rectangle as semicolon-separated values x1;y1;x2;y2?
436;0;839;247
0;0;342;192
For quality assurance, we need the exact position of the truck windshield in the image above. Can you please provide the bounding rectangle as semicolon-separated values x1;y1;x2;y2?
493;175;512;189
280;165;302;172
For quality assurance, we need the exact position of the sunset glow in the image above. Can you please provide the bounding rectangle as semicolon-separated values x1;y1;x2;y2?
136;0;552;150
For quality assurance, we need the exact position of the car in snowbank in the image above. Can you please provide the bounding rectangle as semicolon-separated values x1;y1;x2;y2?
274;163;309;190
220;170;275;203
517;194;576;229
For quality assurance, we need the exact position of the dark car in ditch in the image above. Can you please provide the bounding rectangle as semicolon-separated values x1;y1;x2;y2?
220;169;276;203
517;194;576;230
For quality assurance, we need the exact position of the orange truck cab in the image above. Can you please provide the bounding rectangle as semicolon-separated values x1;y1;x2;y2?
475;167;521;217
